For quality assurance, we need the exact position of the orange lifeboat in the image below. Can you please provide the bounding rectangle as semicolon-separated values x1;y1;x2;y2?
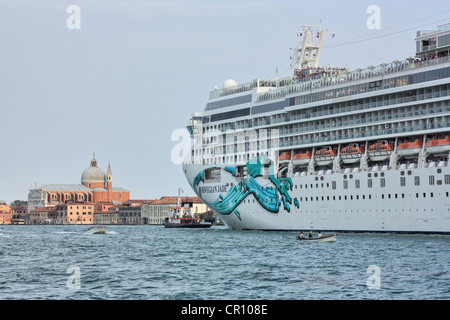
278;152;291;165
426;136;450;155
368;140;393;162
314;146;336;166
341;143;364;164
397;139;423;158
292;150;312;166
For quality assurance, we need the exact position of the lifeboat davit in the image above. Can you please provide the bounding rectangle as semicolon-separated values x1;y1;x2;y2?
397;139;423;159
368;140;393;162
314;147;336;166
278;152;291;166
292;150;312;166
340;143;364;164
426;136;450;155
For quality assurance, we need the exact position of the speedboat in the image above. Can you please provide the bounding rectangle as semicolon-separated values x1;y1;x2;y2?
86;225;106;234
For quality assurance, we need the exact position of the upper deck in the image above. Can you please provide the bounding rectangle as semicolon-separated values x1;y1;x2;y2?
208;55;449;105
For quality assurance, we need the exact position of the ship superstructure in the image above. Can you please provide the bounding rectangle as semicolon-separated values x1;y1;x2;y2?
182;24;450;233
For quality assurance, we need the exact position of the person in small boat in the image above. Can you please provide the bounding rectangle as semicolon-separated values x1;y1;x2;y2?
299;231;304;239
317;231;323;238
308;230;313;239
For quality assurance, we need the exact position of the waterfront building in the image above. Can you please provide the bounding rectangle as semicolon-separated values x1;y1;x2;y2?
118;206;144;224
93;201;119;225
0;202;12;224
30;206;57;224
28;154;130;212
11;205;28;220
55;202;95;224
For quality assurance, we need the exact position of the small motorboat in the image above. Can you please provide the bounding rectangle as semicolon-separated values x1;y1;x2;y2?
86;225;106;234
296;234;336;242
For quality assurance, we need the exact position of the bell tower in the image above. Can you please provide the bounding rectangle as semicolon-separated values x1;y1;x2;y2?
106;162;113;191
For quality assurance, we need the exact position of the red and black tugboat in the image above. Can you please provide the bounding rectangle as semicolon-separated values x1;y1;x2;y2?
163;188;212;229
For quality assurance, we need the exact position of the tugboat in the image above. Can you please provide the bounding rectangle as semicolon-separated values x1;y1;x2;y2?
163;188;213;229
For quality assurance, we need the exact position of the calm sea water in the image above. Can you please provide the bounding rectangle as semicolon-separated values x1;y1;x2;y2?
0;225;449;300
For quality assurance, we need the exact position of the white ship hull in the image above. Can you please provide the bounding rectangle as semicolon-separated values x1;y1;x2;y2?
183;25;450;234
183;162;450;233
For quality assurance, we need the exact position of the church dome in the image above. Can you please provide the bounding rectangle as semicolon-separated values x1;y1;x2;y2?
81;153;105;184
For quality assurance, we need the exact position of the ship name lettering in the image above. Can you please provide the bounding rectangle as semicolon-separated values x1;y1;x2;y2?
199;185;227;194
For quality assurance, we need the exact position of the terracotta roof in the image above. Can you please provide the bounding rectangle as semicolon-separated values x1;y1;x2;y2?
150;196;204;205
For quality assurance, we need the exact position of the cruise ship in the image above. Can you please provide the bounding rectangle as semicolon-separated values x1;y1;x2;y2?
182;24;450;233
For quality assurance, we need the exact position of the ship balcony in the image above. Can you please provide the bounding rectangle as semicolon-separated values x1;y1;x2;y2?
277;120;450;149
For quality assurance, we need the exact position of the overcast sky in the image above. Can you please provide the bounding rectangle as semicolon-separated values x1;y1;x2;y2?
1;0;449;203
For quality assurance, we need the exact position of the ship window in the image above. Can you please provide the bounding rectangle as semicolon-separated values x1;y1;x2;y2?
343;181;348;189
368;179;373;188
414;176;420;186
400;177;406;186
429;176;435;185
332;181;336;190
355;180;360;188
445;175;450;184
380;178;386;188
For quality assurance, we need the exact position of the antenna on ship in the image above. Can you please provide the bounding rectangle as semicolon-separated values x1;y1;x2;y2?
177;186;184;208
290;24;328;78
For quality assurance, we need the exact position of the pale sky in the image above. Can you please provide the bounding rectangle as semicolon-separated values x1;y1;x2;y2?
1;0;449;203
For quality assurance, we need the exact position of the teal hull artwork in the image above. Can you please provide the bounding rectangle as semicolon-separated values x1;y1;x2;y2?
189;157;299;220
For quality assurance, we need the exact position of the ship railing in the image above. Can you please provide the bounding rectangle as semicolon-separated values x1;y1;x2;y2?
209;80;258;99
255;55;450;103
277;122;450;148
